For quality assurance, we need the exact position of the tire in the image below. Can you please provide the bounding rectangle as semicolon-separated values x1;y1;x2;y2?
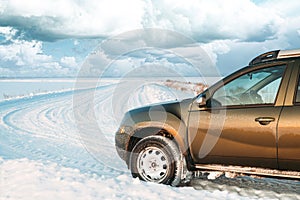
129;135;184;186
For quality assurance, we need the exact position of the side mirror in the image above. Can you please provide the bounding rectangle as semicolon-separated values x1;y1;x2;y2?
196;95;206;107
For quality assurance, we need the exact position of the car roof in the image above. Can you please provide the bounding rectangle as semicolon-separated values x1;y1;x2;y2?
249;49;300;66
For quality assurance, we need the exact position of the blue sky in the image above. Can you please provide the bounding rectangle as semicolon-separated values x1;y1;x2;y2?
0;0;300;77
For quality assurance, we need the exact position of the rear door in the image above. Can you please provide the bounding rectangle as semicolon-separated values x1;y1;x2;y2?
278;60;300;170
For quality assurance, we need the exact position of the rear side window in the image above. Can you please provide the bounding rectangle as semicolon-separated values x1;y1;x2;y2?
295;74;300;103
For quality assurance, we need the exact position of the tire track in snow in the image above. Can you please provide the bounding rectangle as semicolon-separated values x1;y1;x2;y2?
0;82;176;174
0;85;123;176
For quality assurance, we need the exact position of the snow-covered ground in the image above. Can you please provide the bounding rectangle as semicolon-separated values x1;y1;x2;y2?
0;79;299;200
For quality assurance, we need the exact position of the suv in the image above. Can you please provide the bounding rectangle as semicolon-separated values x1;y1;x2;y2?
115;49;300;186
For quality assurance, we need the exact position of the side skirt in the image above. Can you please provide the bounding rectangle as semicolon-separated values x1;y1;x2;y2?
194;164;300;179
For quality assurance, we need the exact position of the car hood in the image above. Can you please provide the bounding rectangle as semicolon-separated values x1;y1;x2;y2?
121;98;193;127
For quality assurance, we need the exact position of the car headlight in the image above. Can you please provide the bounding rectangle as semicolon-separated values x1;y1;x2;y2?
118;126;133;134
119;126;126;134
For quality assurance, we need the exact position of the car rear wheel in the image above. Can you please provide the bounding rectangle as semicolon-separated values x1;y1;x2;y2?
129;135;184;186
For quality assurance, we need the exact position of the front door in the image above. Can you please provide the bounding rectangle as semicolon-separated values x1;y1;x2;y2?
188;64;289;169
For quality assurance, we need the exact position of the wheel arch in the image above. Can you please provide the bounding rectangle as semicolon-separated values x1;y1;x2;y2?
127;118;187;163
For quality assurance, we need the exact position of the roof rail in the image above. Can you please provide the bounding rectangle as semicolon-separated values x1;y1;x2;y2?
249;50;279;66
278;49;300;59
249;49;300;66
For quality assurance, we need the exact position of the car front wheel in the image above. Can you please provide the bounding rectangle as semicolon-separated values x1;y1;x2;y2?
129;135;184;186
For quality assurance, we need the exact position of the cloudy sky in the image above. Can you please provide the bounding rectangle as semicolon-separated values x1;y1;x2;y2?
0;0;300;77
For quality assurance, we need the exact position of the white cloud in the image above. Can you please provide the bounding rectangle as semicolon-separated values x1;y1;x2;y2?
80;50;112;76
0;0;299;49
82;46;218;77
102;55;199;77
0;27;17;41
0;0;145;40
60;56;78;68
201;40;231;65
0;40;51;66
0;38;75;77
73;40;79;46
0;0;287;43
1;0;300;77
143;0;283;42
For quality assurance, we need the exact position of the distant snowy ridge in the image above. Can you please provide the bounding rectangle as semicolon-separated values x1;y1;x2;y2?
2;88;74;101
163;79;208;95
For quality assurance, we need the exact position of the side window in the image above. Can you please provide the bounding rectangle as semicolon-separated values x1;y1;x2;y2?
257;78;282;104
295;74;300;103
212;65;285;107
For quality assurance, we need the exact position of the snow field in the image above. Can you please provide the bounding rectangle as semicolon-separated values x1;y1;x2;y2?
0;80;299;200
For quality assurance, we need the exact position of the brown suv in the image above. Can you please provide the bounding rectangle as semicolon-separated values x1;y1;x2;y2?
115;49;300;186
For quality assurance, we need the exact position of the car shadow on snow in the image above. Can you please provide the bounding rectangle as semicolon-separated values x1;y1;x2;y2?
191;175;300;199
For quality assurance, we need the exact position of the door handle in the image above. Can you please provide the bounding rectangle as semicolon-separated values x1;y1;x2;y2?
255;117;275;125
